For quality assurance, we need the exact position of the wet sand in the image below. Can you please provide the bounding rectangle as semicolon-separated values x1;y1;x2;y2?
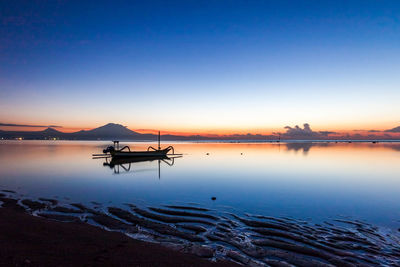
1;190;400;266
0;198;237;267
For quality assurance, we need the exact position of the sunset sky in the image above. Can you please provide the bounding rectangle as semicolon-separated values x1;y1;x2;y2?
1;1;399;135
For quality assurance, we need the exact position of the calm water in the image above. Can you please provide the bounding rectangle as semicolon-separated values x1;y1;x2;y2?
1;140;399;229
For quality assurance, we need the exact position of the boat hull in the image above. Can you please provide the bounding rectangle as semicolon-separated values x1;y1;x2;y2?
111;148;171;159
106;155;168;167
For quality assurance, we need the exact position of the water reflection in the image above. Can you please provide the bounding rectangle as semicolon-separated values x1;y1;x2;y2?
0;140;399;229
101;155;180;177
284;141;400;155
285;143;316;155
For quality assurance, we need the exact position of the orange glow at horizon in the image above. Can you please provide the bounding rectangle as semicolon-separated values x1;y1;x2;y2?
1;123;399;138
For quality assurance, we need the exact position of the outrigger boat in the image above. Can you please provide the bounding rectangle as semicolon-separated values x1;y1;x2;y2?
92;132;182;178
95;131;175;159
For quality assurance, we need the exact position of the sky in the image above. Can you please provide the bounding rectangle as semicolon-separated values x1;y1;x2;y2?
1;0;399;135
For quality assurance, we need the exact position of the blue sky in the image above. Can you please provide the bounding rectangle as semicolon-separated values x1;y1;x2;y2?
1;0;399;133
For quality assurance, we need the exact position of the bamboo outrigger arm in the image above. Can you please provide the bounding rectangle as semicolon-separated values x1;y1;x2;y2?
147;145;174;154
119;146;131;152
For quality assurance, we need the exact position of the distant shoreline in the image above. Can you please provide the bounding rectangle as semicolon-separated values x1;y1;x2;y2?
1;139;400;143
1;123;399;142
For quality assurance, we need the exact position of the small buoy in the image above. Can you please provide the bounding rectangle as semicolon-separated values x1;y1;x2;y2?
240;153;243;155
206;153;209;155
211;197;216;201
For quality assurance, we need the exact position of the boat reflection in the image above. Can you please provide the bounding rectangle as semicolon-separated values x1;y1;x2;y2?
102;155;181;177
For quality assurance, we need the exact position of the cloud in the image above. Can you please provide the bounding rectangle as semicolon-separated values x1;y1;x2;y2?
319;131;337;135
282;123;336;139
384;126;400;133
363;126;400;133
0;123;62;128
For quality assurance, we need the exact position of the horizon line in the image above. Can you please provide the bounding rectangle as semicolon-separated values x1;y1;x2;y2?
1;122;399;140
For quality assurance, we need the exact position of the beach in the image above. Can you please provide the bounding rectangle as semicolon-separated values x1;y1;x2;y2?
1;190;400;266
0;196;237;267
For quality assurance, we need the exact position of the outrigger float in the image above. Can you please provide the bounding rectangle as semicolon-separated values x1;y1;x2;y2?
93;131;177;159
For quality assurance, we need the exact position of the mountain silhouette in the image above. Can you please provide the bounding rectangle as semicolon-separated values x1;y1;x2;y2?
1;123;400;141
71;123;144;140
0;123;155;140
42;127;63;134
0;127;65;139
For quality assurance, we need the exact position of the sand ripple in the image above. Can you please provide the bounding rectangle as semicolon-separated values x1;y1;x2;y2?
1;192;399;266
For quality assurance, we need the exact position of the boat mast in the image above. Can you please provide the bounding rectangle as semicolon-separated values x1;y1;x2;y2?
158;131;161;150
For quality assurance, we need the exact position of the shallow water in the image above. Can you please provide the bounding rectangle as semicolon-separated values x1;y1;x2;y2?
1;141;399;227
1;140;400;265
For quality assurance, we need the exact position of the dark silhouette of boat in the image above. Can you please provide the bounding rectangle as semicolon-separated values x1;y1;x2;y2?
104;145;173;159
92;131;182;177
101;152;179;177
104;155;170;167
95;131;175;159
